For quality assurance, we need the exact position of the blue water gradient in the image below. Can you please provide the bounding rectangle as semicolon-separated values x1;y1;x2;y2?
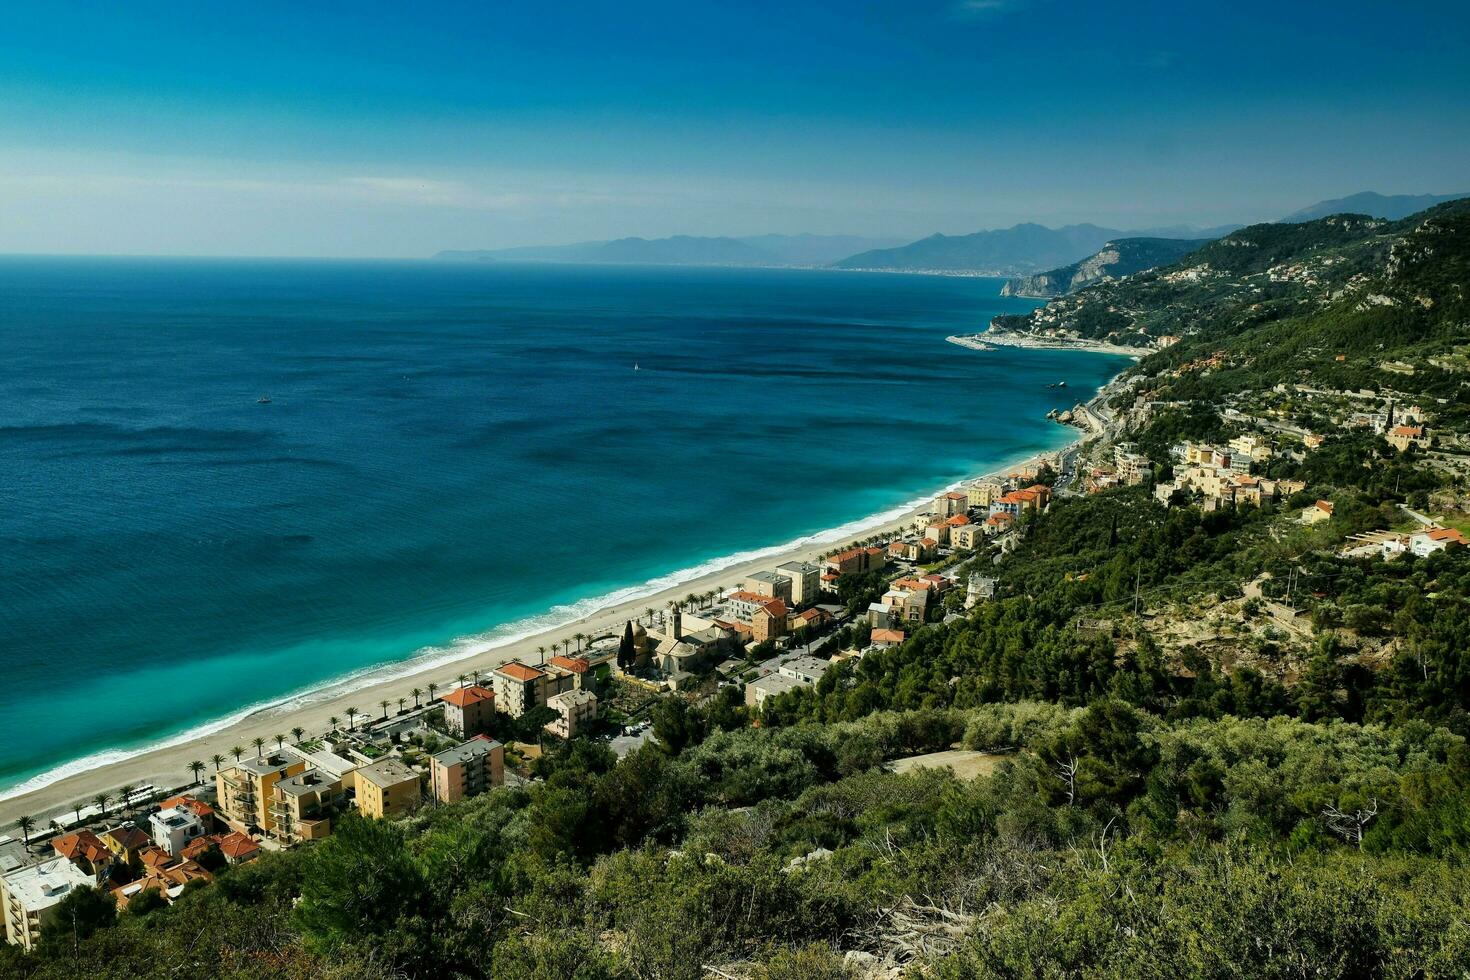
0;258;1125;790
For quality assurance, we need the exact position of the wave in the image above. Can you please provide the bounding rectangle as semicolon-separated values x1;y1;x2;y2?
0;432;1078;806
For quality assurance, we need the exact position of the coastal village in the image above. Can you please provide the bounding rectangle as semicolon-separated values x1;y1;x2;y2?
0;462;1061;946
6;349;1468;949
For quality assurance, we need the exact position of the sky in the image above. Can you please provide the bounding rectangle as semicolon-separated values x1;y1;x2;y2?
1;0;1467;257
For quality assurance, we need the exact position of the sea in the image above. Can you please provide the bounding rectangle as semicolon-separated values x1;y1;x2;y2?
0;257;1126;796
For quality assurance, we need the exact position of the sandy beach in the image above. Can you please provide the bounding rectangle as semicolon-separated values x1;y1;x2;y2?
948;329;1145;358
0;442;1084;828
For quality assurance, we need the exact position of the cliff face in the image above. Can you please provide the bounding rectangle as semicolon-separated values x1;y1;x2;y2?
1000;237;1212;298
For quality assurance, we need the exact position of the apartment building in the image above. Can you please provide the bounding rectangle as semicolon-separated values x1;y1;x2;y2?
429;735;505;804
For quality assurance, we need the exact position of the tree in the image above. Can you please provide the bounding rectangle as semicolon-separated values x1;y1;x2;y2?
231;745;245;763
118;784;136;815
291;726;305;744
125;884;167;917
188;760;205;785
397;697;406;714
211;753;225;771
428;683;439;701
327;717;339;734
15;816;34;847
411;687;423;708
345;707;359;731
618;621;636;669
274;733;287;751
40;885;115;953
91;794;108;819
295;814;427;952
251;736;266;757
71;801;84;826
380;698;391;719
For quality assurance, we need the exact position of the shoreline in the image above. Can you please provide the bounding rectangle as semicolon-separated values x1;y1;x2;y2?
0;356;1126;829
947;329;1145;359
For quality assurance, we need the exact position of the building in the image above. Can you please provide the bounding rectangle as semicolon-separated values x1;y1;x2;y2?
824;546;882;578
789;606;830;636
545;689;599;739
751;598;788;642
869;628;906;649
775;561;821;606
744;671;807;709
1302;500;1334;524
1410;527;1468;557
967;480;1006;509
746;570;794;604
491;662;553;718
966;575;997;608
777;656;829;684
1387;425;1429;452
270;769;346;844
100;826;152;865
351;758;422;820
429;735;504;804
217;753;305;836
2;858;95;950
149;804;208;857
950;521;982;550
440;683;497;735
545;654;592;689
934;490;969;518
182;831;260;866
51;830;114;875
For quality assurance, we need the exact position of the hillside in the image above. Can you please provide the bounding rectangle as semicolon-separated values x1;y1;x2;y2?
999;236;1212;298
831;222;1125;275
987;208;1448;348
11;199;1470;980
1282;190;1468;223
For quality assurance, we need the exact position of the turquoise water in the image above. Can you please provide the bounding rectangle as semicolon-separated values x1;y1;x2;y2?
0;258;1123;793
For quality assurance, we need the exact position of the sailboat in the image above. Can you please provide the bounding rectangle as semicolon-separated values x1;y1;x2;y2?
633;362;640;372
257;394;272;404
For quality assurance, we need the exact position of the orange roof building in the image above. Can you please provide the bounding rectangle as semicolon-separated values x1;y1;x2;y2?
443;683;498;735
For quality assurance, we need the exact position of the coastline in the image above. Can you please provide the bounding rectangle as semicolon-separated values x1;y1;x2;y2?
0;356;1126;829
948;329;1145;359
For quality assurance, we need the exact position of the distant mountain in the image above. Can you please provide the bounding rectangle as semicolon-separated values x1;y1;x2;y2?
1281;191;1469;223
831;223;1143;276
735;233;906;266
999;237;1213;298
434;233;903;267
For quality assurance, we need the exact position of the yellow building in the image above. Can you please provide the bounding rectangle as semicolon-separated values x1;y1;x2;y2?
351;758;422;819
269;769;346;844
216;753;305;835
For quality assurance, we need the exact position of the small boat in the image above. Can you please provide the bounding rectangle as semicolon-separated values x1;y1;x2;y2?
257;394;272;404
633;362;640;371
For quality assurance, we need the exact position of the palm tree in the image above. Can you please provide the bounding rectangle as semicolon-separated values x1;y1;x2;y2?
411;687;423;708
537;645;546;663
427;683;439;701
380;699;391;719
574;631;585;653
211;753;225;771
472;669;482;686
291;726;305;744
91;793;108;819
250;736;265;757
456;673;468;689
345;707;358;730
274;733;287;751
397;697;406;714
327;716;339;734
72;801;84;826
645;607;655;626
230;745;245;763
188;760;205;785
118;784;137;816
15;816;35;847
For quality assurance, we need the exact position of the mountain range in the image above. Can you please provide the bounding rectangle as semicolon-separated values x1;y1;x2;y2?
1280;190;1469;223
435;233;905;268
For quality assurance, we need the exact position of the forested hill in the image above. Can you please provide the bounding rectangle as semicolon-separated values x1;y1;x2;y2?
999;236;1212;298
990;200;1470;351
831;222;1126;275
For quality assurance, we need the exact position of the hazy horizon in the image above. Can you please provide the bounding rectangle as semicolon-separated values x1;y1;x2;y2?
3;0;1468;258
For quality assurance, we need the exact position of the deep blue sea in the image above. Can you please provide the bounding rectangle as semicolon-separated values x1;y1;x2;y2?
0;258;1124;794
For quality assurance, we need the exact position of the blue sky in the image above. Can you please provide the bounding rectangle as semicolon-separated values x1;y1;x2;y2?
1;0;1467;256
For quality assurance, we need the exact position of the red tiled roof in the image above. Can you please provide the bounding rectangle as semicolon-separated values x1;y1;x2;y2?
757;599;788;618
1425;527;1468;544
442;684;496;707
945;514;971;526
1391;425;1424;437
160;794;214;819
216;831;261;861
921;538;937;547
103;826;150;852
870;628;906;643
495;661;547;682
547;654;589;673
53;830;110;864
